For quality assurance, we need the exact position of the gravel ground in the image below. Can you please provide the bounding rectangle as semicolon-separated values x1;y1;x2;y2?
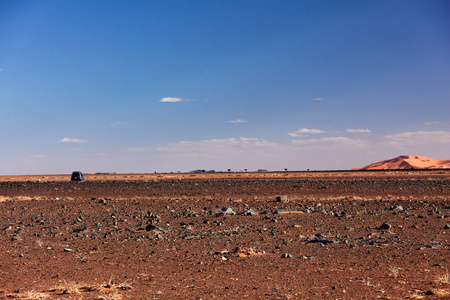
0;171;449;299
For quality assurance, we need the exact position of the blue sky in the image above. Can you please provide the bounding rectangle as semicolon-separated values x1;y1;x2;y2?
1;0;449;174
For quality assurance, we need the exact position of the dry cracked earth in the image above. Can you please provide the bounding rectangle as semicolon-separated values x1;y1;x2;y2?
0;171;449;299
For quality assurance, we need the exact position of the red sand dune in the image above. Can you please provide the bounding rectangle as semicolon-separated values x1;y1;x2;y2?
353;155;450;170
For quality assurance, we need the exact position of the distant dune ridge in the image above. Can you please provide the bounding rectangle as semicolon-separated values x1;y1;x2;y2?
353;155;450;170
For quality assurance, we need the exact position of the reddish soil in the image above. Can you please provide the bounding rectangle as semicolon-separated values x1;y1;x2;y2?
0;171;449;299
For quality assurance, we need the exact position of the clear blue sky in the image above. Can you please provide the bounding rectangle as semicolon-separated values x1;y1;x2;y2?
1;0;449;174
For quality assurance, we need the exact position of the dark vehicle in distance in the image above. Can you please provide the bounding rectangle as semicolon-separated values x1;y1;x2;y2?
71;171;84;182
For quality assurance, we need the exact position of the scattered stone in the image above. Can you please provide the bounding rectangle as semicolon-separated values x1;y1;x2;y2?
145;224;167;233
378;223;392;230
73;227;87;233
281;253;292;258
308;237;337;244
390;205;403;211
213;207;236;216
64;248;73;252
276;195;289;203
11;235;22;241
3;225;12;231
425;289;436;295
444;224;450;229
241;208;258;216
276;208;310;214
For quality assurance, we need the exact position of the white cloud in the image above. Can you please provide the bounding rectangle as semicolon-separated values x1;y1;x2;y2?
312;97;322;101
27;154;46;159
424;121;439;126
59;138;87;143
128;147;147;152
288;128;327;137
109;121;124;126
228;119;248;123
157;137;277;155
155;137;283;171
384;131;450;146
85;152;107;157
292;136;370;150
346;129;371;133
287;133;307;138
159;97;183;103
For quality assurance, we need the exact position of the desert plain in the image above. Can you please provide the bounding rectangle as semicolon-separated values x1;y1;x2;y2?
0;170;449;299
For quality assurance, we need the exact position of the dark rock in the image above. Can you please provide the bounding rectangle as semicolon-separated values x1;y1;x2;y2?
276;195;289;203
145;224;167;233
308;237;337;244
378;223;391;230
73;227;87;233
11;235;22;241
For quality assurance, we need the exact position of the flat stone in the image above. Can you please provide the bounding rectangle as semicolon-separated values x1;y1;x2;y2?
145;224;167;232
213;207;236;215
308;237;337;244
241;209;258;216
276;208;310;214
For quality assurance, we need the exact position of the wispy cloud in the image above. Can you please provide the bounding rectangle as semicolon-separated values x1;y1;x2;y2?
27;154;46;159
59;138;87;143
159;97;183;103
312;97;322;101
424;121;439;126
384;131;450;146
109;121;124;126
157;137;277;155
128;147;148;152
228;119;248;123
85;152;107;157
346;129;371;133
288;128;327;137
292;136;370;150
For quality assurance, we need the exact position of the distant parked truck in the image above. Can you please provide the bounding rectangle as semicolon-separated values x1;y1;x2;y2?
71;171;84;182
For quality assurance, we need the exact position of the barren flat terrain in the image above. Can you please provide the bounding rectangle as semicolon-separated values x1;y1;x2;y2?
0;171;449;299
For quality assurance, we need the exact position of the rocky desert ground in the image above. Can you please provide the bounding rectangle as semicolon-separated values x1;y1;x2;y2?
0;170;449;299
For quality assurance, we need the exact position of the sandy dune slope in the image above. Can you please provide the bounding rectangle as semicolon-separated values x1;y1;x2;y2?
353;155;450;170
